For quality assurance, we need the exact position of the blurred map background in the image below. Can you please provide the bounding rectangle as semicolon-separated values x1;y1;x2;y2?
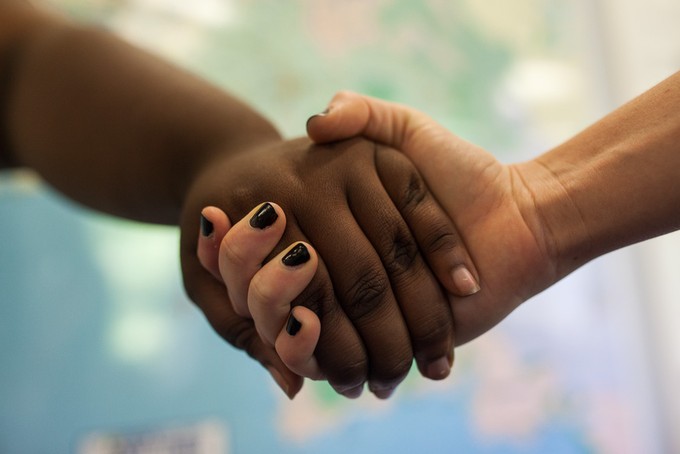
1;0;679;452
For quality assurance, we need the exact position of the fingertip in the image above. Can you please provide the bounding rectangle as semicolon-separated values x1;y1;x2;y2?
197;206;231;282
285;311;303;336
417;350;454;381
201;206;230;226
275;307;323;380
249;201;286;230
200;212;214;237
306;91;370;144
287;376;304;399
280;241;317;269
306;107;335;143
267;366;304;400
337;384;364;399
371;386;397;400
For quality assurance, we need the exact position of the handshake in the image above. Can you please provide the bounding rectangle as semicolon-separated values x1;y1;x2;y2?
5;6;676;403
181;69;680;399
180;91;599;399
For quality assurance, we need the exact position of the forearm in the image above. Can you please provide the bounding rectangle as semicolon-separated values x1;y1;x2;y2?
522;71;680;276
1;3;280;224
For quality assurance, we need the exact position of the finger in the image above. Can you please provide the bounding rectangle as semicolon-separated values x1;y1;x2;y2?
248;242;318;346
347;146;455;386
375;144;480;296
180;219;303;399
219;202;286;317
308;91;498;214
197;206;231;283
306;90;426;147
275;306;323;380
294;145;415;396
308;93;483;296
275;217;371;398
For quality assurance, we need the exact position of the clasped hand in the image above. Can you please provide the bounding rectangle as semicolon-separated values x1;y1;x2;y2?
182;92;554;399
180;132;480;398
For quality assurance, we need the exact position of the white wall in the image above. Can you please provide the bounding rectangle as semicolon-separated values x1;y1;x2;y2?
595;0;680;450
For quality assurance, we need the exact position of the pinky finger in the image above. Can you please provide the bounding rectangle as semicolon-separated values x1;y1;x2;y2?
275;306;324;381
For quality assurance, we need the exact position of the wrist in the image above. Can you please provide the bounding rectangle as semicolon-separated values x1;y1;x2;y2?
510;157;592;282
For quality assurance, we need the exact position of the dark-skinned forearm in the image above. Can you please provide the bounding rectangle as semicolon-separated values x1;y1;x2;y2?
1;3;281;224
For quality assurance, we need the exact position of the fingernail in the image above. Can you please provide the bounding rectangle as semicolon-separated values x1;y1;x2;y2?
200;213;214;237
371;386;396;400
285;312;302;336
249;202;278;229
452;265;480;296
426;356;451;380
266;366;292;399
305;107;331;127
340;384;364;399
282;243;310;267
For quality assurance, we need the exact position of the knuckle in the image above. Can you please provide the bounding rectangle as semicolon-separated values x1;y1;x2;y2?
342;268;390;320
221;236;248;267
386;230;420;275
374;145;428;213
396;170;428;213
248;272;276;306
293;276;336;316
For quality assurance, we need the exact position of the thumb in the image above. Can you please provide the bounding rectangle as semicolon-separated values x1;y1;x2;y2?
306;91;434;150
306;91;370;143
306;91;497;214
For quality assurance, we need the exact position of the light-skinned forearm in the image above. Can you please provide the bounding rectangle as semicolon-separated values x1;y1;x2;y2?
518;71;680;278
0;3;280;224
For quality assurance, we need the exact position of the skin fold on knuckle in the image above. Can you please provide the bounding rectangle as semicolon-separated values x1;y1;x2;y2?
375;146;428;215
401;171;428;211
220;234;253;270
341;268;390;322
385;229;420;276
248;272;279;309
290;276;334;317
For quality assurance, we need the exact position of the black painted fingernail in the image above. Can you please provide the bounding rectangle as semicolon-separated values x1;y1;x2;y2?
249;202;278;229
305;107;330;128
200;213;214;236
282;243;310;267
286;313;302;336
